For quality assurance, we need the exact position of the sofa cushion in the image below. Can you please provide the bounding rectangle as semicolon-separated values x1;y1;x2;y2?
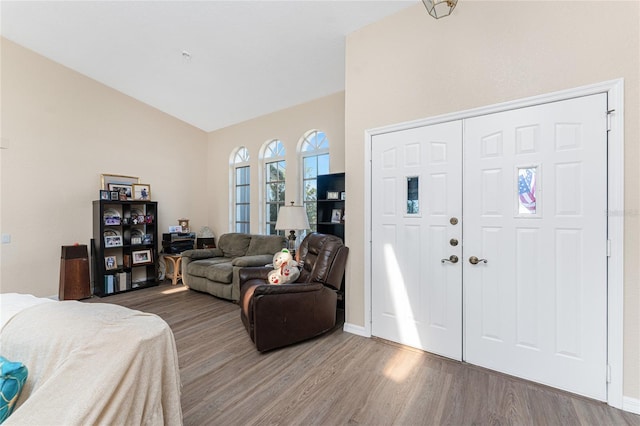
245;234;286;256
218;233;252;258
232;254;274;267
205;263;233;284
187;258;232;278
182;248;222;260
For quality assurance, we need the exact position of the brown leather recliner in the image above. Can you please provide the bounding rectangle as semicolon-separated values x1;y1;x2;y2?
239;233;349;352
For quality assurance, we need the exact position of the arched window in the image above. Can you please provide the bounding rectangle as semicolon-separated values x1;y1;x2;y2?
299;130;330;232
232;147;250;233
263;139;286;235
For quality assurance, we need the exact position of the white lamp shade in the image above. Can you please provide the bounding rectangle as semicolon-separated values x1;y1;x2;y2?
275;204;310;231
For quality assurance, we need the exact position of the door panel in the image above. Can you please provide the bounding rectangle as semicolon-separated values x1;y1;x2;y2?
371;121;463;360
463;94;607;400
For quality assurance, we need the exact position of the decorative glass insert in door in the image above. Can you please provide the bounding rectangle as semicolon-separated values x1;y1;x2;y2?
518;167;537;215
407;176;419;214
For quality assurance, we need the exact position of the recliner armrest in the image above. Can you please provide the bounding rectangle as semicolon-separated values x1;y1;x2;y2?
181;248;223;260
239;266;273;285
253;282;324;296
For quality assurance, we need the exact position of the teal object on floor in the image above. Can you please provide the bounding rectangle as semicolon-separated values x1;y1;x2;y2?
0;356;28;424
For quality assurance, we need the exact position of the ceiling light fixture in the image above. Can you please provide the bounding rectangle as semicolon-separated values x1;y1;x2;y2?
422;0;457;19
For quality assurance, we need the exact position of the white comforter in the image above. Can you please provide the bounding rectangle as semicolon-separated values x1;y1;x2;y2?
0;295;182;425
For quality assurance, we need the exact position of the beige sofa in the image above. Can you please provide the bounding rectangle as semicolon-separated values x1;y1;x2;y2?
181;233;286;302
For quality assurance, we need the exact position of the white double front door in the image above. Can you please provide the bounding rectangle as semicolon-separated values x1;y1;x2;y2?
371;94;607;401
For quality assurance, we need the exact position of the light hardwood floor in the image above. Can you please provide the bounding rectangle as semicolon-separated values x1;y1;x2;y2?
92;282;639;426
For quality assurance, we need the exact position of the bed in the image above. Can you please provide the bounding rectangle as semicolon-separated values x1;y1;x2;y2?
0;293;182;425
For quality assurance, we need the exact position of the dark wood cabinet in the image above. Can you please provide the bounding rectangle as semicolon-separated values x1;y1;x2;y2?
92;200;159;296
316;172;345;241
59;245;91;300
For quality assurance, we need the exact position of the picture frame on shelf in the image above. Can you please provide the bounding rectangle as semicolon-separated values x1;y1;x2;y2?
108;183;133;200
104;216;121;226
133;184;151;201
110;191;120;201
327;191;339;200
131;236;142;245
168;225;182;233
105;256;117;270
101;174;140;190
331;209;343;223
104;235;123;248
100;190;110;200
142;234;153;245
132;249;153;266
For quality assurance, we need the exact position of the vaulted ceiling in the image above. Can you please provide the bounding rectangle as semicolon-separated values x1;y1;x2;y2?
1;1;415;132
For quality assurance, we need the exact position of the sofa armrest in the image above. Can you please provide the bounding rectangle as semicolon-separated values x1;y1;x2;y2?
181;248;223;260
232;254;274;267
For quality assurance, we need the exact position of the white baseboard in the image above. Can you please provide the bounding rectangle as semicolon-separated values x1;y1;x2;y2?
623;396;640;414
343;322;369;337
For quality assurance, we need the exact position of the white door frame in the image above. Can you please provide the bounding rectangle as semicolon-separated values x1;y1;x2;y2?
360;79;624;408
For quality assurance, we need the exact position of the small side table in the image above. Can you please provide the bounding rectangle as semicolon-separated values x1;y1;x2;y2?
164;254;182;286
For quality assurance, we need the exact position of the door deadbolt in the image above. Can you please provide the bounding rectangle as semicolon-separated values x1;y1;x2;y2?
449;238;459;246
449;217;459;225
441;255;459;264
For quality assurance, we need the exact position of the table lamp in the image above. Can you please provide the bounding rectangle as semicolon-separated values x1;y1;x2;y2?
275;201;310;257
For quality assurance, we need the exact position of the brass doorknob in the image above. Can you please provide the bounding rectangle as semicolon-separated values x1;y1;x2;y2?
469;256;488;265
441;255;459;264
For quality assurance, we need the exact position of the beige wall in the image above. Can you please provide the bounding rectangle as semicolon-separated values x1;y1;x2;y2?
0;38;209;297
344;2;639;399
206;92;345;237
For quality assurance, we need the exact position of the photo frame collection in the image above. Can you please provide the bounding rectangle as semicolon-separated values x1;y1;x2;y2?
324;189;345;223
327;191;346;201
99;174;152;201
